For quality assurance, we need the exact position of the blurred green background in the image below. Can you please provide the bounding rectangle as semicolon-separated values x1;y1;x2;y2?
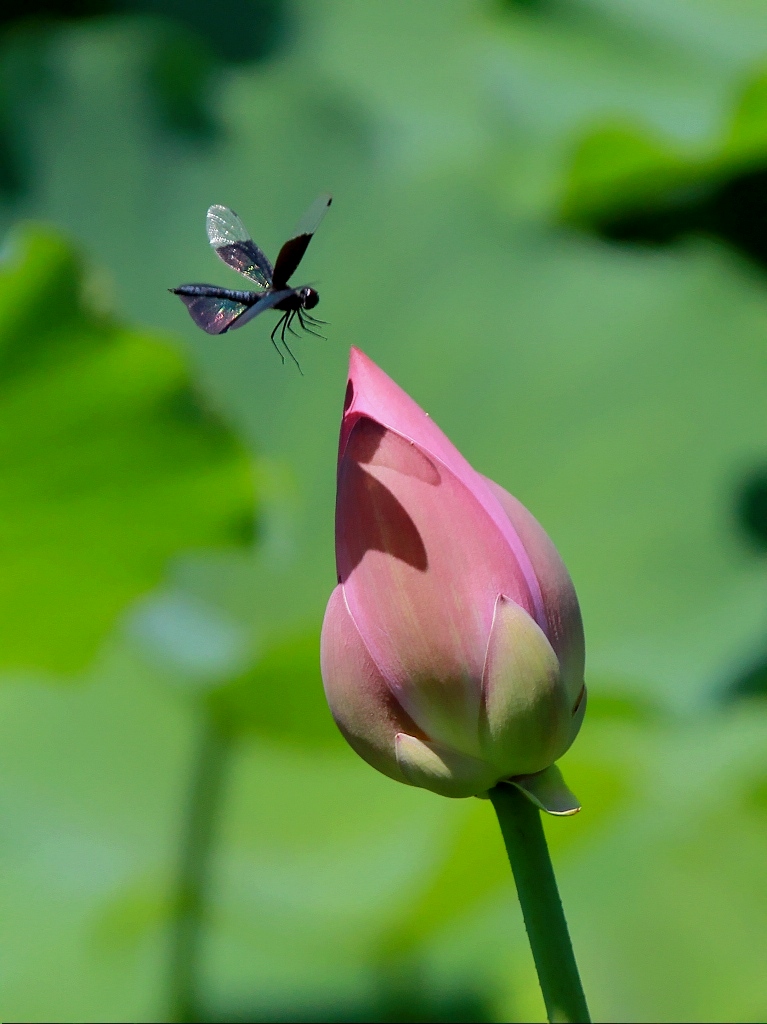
3;1;767;1021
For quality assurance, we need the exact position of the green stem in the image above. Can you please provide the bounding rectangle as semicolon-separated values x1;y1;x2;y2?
489;783;590;1024
168;710;231;1024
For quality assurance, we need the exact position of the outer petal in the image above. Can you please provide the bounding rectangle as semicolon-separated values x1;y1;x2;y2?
480;595;572;777
320;585;420;785
395;734;498;799
484;478;585;706
337;416;539;758
343;349;547;632
569;682;587;746
508;765;581;816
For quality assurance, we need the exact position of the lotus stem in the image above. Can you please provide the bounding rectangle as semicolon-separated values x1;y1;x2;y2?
490;783;590;1024
168;711;231;1023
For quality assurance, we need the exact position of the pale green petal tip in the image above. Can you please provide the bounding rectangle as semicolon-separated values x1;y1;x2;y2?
395;733;497;798
507;763;580;816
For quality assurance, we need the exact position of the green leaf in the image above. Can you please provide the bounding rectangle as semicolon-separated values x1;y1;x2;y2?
560;121;692;227
560;67;767;229
582;685;666;724
0;226;255;673
376;729;628;959
724;70;767;160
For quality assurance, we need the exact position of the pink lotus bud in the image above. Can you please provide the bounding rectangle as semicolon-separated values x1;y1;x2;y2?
320;349;586;813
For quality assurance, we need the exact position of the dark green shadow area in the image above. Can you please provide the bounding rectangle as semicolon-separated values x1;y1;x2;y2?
559;70;767;274
719;466;767;703
0;0;288;194
200;988;492;1024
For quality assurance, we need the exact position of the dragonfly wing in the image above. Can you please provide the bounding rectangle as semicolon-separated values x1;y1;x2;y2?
294;192;333;238
206;205;273;288
272;193;332;288
176;292;249;334
228;288;295;330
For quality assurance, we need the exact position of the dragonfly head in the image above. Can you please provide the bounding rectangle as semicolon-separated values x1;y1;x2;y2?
299;286;319;310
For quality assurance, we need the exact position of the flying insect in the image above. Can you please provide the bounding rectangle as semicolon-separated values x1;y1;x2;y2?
171;194;332;368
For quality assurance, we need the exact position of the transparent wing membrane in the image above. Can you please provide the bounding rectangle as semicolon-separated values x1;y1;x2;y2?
206;205;273;288
177;293;248;334
294;193;333;238
272;193;332;288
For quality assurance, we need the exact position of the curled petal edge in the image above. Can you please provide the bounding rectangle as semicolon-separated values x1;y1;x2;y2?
506;763;580;816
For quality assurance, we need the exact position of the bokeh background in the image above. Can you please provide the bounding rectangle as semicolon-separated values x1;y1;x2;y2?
3;1;767;1021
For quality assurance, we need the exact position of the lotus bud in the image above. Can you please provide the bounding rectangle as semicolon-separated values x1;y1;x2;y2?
320;349;586;813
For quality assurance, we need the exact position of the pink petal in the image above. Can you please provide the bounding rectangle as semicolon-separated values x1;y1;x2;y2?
320;585;422;785
342;349;546;633
484;478;585;705
336;416;539;757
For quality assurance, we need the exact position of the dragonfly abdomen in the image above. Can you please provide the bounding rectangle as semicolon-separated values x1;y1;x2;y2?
171;284;262;305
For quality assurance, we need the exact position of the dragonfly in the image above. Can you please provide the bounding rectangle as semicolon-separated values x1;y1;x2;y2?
170;194;332;369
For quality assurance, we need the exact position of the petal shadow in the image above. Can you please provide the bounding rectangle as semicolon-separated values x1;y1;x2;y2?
336;459;428;576
336;417;436;577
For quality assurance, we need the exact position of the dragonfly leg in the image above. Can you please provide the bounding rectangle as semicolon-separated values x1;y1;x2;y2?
281;333;303;375
304;312;329;326
297;309;326;340
285;310;302;339
270;317;286;363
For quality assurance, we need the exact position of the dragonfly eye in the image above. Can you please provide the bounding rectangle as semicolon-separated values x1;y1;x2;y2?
301;287;319;310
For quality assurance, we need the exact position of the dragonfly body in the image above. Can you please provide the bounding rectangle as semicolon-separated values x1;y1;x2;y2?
170;195;331;368
172;283;319;311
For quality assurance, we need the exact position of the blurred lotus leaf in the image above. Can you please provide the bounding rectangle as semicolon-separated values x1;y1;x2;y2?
376;706;631;960
725;657;767;702
0;226;254;674
0;88;24;196
0;0;287;192
91;877;171;954
0;0;286;63
719;468;767;702
582;686;664;724
560;69;767;269
140;0;288;142
736;466;767;551
145;23;218;141
206;627;342;748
